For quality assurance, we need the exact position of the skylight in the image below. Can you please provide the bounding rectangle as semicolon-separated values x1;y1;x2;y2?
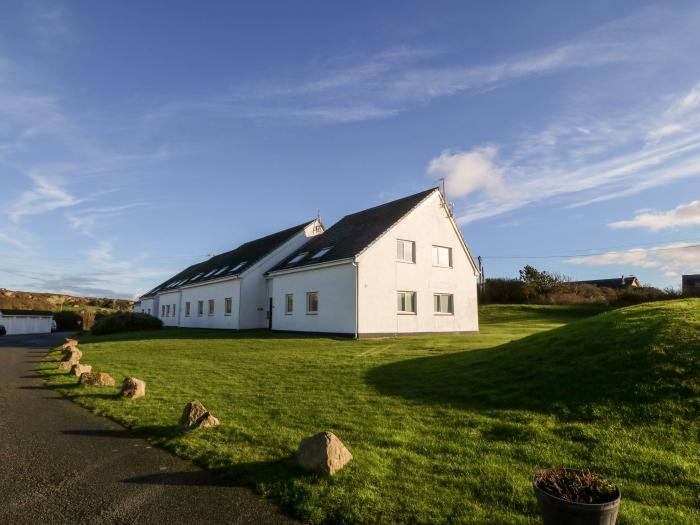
311;246;333;259
229;261;248;273
214;266;229;276
189;272;204;282
287;252;308;265
203;269;217;278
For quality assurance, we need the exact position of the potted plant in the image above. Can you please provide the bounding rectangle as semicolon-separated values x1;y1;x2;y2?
532;468;620;525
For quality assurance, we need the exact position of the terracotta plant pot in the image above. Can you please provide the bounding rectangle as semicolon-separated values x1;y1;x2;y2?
532;468;620;525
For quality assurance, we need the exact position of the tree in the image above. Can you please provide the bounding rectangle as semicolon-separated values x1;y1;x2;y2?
519;265;563;300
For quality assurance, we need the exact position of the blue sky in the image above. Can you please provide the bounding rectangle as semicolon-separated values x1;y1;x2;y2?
2;1;700;299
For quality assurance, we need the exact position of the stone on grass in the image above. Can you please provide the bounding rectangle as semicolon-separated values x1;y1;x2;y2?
58;361;74;371
119;377;146;399
62;338;79;350
179;400;219;432
79;372;115;387
297;431;352;476
61;348;82;363
70;363;92;377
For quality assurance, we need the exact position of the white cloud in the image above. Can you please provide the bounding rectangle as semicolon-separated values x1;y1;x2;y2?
609;201;700;231
66;204;142;236
426;146;508;199
567;242;700;276
8;173;82;222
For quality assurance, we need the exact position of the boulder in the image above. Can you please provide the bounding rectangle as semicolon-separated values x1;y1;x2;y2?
61;348;82;363
179;400;220;432
58;361;74;371
70;363;92;377
119;377;146;399
79;372;115;387
297;431;352;476
62;338;79;350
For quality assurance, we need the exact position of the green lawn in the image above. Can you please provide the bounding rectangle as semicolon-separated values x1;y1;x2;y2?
39;302;700;524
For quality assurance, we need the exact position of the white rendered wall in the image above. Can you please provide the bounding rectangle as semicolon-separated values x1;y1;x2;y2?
134;297;155;315
239;221;322;329
178;279;241;329
0;314;53;335
357;191;479;335
157;290;182;327
270;263;356;334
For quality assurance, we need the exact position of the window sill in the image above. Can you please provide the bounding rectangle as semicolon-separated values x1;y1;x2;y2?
285;312;293;315
433;313;454;316
432;265;453;269
397;312;417;315
396;260;416;264
306;312;318;315
224;313;231;316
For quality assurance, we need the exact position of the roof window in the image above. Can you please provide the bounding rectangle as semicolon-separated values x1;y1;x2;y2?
214;266;229;276
229;261;248;273
287;252;308;265
311;246;333;259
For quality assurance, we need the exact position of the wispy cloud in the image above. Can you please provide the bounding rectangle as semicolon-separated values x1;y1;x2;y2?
66;204;142;236
427;78;700;223
609;201;700;231
8;173;83;222
567;242;700;277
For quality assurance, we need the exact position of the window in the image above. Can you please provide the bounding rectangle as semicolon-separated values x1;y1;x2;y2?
214;266;229;276
285;294;294;314
311;247;333;259
396;239;415;263
434;294;454;314
225;297;232;316
432;246;452;268
288;252;308;265
172;304;176;317
165;304;170;317
147;308;151;315
197;300;204;316
161;305;166;317
229;261;247;273
185;302;191;316
397;291;417;313
306;292;318;314
208;299;215;316
189;273;204;282
203;269;217;278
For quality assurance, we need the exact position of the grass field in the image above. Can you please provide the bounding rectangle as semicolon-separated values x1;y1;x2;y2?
40;302;700;524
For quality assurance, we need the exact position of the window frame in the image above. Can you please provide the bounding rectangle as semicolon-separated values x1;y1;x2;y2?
185;301;191;316
224;297;232;316
396;239;416;264
208;299;215;316
172;304;176;317
397;291;417;314
432;245;453;268
433;293;454;315
285;293;294;315
306;292;319;315
197;300;204;317
165;304;170;317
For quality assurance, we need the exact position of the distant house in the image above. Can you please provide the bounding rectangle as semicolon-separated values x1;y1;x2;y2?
682;274;700;296
0;309;54;335
136;188;480;337
571;276;640;290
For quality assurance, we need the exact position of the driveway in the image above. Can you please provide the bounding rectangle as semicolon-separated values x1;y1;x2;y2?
0;332;297;525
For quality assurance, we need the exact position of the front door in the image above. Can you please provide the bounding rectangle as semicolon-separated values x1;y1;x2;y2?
268;297;273;329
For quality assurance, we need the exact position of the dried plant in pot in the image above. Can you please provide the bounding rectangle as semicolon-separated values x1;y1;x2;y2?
532;468;620;525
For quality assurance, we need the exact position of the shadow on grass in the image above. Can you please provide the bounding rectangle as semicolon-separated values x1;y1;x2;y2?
366;307;695;418
82;328;326;345
122;455;300;488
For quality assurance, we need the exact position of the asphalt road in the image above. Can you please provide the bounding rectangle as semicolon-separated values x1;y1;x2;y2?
0;332;297;525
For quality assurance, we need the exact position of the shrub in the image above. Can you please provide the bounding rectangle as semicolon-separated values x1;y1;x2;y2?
52;311;83;331
91;312;163;335
480;278;528;304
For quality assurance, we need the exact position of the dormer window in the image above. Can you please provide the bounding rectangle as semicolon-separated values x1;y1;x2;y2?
287;252;308;265
311;247;333;259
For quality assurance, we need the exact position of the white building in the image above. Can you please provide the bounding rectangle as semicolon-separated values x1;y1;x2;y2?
0;309;54;335
136;188;479;337
135;220;324;330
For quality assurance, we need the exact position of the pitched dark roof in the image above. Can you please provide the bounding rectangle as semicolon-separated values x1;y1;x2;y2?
268;188;439;273
142;221;314;298
571;276;639;289
0;309;54;316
